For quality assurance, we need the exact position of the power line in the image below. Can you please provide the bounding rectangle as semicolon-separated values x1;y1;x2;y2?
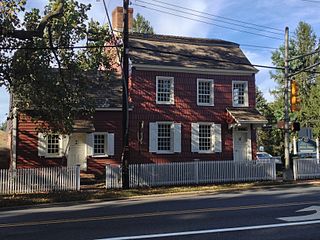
300;0;320;3
132;3;283;41
139;0;284;33
135;0;283;36
0;44;120;50
130;46;284;70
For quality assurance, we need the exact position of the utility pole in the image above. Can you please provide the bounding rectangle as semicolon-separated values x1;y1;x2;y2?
122;0;130;189
283;27;293;180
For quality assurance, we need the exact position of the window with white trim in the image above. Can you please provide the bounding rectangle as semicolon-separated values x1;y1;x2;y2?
197;79;214;106
191;122;222;153
233;81;248;107
38;133;68;158
47;134;60;155
149;122;181;154
94;134;106;155
157;123;172;151
86;132;115;157
199;124;213;151
156;76;174;104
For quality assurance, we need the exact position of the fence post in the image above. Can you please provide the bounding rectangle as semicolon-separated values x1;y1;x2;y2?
194;159;199;184
293;159;297;180
76;165;81;191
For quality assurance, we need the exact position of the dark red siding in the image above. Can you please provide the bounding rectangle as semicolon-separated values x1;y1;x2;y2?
129;69;257;163
16;111;122;175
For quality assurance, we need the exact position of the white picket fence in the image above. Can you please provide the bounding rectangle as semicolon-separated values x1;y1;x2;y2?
106;160;276;189
0;166;80;195
293;159;320;180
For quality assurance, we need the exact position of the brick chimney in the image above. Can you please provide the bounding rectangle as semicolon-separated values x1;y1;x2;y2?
112;6;133;32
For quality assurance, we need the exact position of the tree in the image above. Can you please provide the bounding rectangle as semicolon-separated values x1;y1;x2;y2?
256;88;283;156
270;21;320;136
132;13;154;34
0;0;113;134
0;122;7;131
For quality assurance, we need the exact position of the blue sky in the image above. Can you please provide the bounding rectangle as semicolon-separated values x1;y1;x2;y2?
1;0;320;123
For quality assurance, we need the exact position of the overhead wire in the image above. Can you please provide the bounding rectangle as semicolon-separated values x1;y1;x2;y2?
145;0;284;33
0;45;120;50
135;0;283;36
132;3;284;41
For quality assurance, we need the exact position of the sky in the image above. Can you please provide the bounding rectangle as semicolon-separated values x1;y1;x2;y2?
1;0;320;123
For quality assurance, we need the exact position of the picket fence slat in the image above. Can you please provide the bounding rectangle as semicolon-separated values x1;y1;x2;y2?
106;160;276;189
0;166;80;195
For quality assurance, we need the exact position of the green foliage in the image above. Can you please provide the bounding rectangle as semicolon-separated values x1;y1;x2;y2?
0;0;113;134
0;122;7;131
256;88;283;156
133;13;154;34
270;21;320;137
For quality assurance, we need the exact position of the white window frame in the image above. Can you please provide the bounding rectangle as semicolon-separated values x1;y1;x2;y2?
38;133;68;158
93;132;107;156
232;81;248;107
156;76;174;105
46;134;62;157
149;121;181;154
197;79;214;106
191;123;222;153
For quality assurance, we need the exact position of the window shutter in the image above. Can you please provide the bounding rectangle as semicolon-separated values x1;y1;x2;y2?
149;122;158;152
245;83;249;106
191;123;199;152
61;135;70;157
211;81;214;106
173;123;181;153
233;88;239;106
214;124;222;152
86;133;94;156
170;79;174;104
107;133;115;156
38;133;46;157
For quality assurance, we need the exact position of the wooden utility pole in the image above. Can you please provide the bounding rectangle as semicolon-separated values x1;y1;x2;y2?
283;27;293;180
122;0;130;188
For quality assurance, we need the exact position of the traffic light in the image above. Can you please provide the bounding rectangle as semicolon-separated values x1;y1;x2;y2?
291;121;300;132
291;79;301;112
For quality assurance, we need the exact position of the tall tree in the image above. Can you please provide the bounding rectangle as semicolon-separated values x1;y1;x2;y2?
270;21;320;136
132;13;154;34
256;88;283;156
1;0;113;133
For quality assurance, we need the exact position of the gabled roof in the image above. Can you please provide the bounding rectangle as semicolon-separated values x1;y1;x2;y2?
128;33;257;73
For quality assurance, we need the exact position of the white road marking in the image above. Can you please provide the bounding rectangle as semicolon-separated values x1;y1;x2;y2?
278;205;320;222
97;219;320;240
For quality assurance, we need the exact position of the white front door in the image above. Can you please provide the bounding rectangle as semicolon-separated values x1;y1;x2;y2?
67;133;87;170
234;130;248;161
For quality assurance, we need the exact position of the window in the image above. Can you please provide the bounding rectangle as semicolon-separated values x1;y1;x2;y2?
88;132;114;157
157;123;172;151
94;134;106;155
149;122;181;153
233;81;248;107
191;123;222;153
47;134;60;155
197;79;214;106
38;133;67;158
199;124;213;151
156;76;174;104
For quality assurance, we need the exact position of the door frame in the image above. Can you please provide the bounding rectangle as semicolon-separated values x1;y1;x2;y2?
233;125;252;161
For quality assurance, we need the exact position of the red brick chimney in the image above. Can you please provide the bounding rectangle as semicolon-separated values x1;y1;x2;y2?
112;6;133;32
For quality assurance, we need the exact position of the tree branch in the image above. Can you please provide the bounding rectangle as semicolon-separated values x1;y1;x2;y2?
4;0;64;40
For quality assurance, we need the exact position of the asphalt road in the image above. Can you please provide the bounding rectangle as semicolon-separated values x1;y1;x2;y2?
1;185;320;240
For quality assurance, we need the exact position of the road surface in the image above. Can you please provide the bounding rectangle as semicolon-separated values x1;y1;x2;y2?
1;185;320;240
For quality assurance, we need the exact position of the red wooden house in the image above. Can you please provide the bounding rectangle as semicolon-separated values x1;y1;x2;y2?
7;7;267;176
